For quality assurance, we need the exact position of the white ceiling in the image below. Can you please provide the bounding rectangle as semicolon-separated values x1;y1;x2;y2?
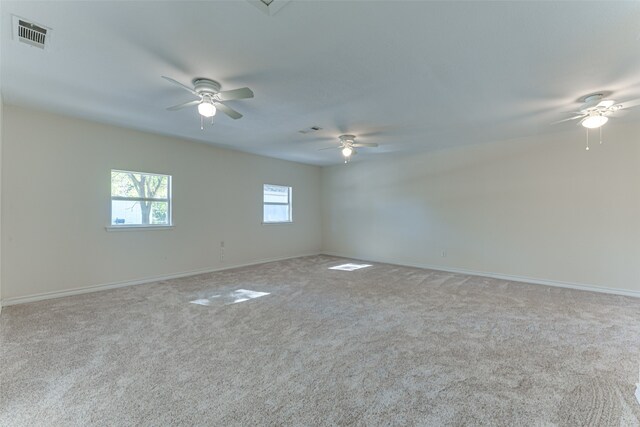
2;1;640;166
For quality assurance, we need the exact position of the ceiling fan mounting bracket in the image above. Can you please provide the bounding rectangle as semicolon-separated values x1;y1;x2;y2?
577;91;612;104
583;94;603;104
192;78;221;95
338;134;356;143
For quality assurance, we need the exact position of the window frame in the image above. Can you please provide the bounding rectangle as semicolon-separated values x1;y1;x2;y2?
109;169;173;229
262;183;293;224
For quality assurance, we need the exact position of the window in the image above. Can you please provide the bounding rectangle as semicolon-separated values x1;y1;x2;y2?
263;184;292;223
111;170;172;227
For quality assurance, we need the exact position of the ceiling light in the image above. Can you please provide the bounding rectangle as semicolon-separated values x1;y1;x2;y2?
581;114;608;129
342;146;353;157
198;100;216;118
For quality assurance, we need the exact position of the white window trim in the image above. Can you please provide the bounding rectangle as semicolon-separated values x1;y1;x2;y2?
105;225;175;232
262;184;293;224
110;169;173;229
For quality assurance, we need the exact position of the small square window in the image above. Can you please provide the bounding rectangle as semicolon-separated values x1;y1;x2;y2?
263;184;292;223
111;170;172;227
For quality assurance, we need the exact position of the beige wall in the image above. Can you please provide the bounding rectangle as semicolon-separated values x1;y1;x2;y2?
322;122;640;294
2;103;639;302
1;105;322;302
0;95;3;310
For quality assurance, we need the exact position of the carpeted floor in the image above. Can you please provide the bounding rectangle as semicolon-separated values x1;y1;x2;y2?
1;255;639;426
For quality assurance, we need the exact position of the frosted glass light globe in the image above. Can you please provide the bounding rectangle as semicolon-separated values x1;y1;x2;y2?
581;114;608;129
198;101;217;118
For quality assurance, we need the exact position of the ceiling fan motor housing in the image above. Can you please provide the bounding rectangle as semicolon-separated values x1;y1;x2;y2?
339;134;356;145
192;78;221;95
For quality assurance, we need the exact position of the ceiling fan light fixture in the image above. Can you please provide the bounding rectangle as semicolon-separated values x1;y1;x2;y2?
581;114;608;129
198;100;217;118
342;146;353;157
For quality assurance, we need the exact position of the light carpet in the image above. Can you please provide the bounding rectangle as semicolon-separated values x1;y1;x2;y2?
1;255;639;426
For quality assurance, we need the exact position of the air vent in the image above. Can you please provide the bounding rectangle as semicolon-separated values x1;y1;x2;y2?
246;0;291;16
299;126;322;134
13;16;50;49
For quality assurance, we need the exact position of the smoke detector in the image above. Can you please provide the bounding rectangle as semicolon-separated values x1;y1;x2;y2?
13;16;51;49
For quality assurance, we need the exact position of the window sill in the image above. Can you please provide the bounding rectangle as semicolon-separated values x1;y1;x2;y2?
105;225;175;232
262;221;293;225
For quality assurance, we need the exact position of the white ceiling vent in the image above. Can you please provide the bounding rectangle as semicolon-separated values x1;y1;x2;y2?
299;126;322;134
13;16;51;49
246;0;292;16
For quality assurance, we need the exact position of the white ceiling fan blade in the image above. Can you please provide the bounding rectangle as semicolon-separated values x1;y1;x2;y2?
216;87;254;101
353;143;379;148
596;99;615;108
551;115;585;125
161;76;199;96
619;99;640;109
214;102;243;119
166;99;201;111
318;146;338;151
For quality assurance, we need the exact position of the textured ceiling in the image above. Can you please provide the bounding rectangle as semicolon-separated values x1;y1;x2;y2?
2;1;640;165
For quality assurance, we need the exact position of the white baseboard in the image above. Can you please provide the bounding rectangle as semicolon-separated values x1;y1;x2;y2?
3;251;638;308
322;252;640;298
0;252;321;307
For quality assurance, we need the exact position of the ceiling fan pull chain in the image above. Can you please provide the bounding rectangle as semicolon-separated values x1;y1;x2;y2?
200;115;204;131
585;128;589;151
599;126;603;144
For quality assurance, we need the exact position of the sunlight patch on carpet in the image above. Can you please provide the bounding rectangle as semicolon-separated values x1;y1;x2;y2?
329;263;372;271
190;289;270;306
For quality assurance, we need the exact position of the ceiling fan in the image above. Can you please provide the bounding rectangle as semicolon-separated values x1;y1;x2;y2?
319;134;378;163
554;92;640;150
554;93;637;129
162;76;254;128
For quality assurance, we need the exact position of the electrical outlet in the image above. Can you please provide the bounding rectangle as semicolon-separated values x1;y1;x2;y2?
441;250;447;258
